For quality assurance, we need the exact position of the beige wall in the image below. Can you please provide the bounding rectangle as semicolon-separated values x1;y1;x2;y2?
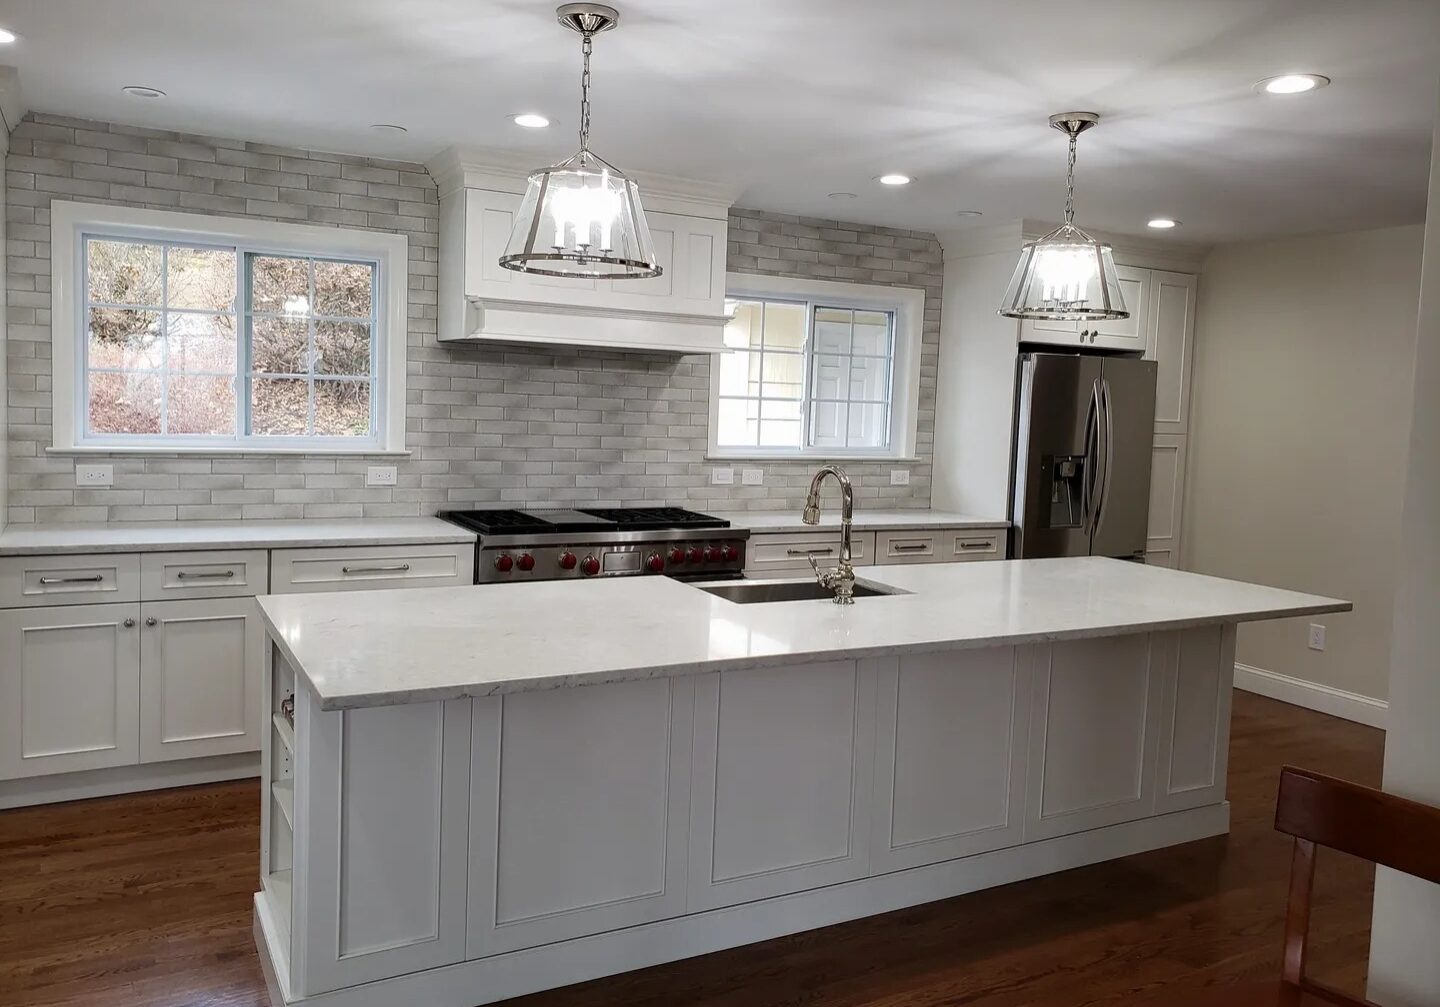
1184;225;1424;702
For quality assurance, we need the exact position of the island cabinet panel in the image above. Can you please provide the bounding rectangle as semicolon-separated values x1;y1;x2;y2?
870;648;1031;872
1154;625;1235;814
1023;635;1163;842
0;603;140;780
138;596;264;763
688;661;877;910
291;693;471;997
466;678;694;956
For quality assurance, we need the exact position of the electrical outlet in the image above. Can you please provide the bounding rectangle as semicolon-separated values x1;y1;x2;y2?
890;469;910;486
366;465;398;487
741;468;764;486
711;467;734;485
75;463;113;488
1308;623;1326;651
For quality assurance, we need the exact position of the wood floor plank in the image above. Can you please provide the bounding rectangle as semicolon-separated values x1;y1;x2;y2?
0;691;1383;1007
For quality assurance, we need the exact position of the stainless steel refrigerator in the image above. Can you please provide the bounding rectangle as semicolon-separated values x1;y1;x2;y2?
1010;352;1157;560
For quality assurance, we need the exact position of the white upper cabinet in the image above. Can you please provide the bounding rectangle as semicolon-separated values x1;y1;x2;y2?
432;149;737;355
1145;270;1198;436
1019;264;1149;351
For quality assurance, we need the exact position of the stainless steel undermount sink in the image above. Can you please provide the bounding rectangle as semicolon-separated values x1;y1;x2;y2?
694;579;904;604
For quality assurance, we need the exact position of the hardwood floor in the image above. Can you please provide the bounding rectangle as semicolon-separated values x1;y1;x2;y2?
0;691;1384;1007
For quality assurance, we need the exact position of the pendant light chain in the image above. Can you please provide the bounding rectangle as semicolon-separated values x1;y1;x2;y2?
578;31;593;154
1064;131;1077;226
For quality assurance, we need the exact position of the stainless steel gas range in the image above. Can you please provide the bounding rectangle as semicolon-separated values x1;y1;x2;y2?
437;507;749;584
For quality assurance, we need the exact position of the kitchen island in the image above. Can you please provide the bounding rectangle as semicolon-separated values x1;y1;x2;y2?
252;558;1347;1007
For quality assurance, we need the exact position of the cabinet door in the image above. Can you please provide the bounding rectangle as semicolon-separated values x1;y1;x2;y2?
689;661;875;910
0;603;140;780
1146;271;1198;435
871;649;1029;872
1154;625;1235;814
1088;265;1150;351
139;597;264;763
1023;635;1163;841
292;694;471;997
467;677;693;957
1019;315;1084;347
1145;434;1188;569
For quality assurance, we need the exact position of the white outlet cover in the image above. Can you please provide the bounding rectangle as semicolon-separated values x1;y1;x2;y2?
711;467;734;485
1308;623;1326;651
75;463;114;487
741;468;764;486
890;469;910;486
366;465;398;487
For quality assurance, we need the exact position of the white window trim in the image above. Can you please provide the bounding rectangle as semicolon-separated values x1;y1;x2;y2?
707;272;924;461
50;200;410;455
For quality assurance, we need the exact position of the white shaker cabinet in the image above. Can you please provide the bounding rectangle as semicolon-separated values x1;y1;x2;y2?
1145;434;1189;569
139;596;265;763
1146;270;1198;436
1019;264;1150;352
0;603;141;779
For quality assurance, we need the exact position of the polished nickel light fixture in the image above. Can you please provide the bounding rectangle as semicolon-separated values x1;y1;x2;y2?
499;3;661;279
998;112;1127;321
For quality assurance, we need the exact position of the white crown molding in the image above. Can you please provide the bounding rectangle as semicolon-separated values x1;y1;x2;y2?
426;145;741;220
0;66;27;149
938;217;1212;274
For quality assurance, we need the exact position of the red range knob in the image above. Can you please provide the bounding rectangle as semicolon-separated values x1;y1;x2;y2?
703;546;722;563
516;553;535;572
558;552;577;570
580;555;601;576
686;547;704;564
668;547;685;565
646;552;665;573
494;554;514;573
723;545;739;562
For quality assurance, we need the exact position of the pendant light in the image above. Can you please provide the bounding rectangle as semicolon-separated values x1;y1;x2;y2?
499;3;661;279
998;112;1128;321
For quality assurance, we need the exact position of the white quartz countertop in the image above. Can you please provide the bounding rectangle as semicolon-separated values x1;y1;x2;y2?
0;517;475;555
710;510;1008;533
258;557;1350;711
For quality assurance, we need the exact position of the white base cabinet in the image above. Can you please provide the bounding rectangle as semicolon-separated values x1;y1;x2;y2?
258;624;1237;1007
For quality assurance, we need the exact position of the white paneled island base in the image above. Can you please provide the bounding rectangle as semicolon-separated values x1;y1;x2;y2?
252;560;1346;1007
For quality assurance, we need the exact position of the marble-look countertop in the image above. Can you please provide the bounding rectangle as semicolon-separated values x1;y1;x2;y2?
0;517;475;555
710;510;1008;533
258;557;1349;711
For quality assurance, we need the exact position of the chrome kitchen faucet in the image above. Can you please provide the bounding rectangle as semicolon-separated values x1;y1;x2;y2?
802;464;856;604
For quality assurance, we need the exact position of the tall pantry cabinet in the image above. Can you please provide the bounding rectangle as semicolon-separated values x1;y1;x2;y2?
931;221;1206;568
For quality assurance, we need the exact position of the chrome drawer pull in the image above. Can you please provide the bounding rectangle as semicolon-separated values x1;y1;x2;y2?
38;574;104;585
177;570;236;580
958;540;993;550
891;543;930;552
786;547;834;557
341;563;411;574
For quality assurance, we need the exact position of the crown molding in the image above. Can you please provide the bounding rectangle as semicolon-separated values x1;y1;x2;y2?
426;145;741;220
938;217;1211;273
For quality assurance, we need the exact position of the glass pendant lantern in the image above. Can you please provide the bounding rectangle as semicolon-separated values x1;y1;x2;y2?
499;4;661;280
999;112;1128;321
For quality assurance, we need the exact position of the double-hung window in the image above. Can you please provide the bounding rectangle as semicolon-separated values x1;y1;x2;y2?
52;201;408;454
709;274;923;460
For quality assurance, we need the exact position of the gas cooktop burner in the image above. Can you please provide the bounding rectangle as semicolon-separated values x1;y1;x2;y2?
438;507;730;536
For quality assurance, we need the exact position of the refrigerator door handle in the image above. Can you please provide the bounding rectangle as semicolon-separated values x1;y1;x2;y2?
1082;377;1101;533
1092;377;1116;535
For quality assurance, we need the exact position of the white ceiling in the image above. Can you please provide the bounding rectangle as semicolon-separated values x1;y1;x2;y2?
2;0;1437;244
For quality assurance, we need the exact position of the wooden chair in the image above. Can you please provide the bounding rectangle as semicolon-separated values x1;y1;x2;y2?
1142;765;1440;1007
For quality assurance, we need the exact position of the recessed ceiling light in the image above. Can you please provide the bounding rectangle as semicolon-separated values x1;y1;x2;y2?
1147;217;1180;229
955;210;983;218
0;28;18;44
827;191;858;200
1255;73;1330;95
876;174;912;186
370;123;408;134
511;113;551;129
121;85;166;100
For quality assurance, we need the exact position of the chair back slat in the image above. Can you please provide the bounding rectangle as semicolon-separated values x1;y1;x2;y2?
1275;766;1440;884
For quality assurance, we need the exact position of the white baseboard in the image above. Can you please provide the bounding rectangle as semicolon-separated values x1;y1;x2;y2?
1234;663;1387;730
0;752;260;809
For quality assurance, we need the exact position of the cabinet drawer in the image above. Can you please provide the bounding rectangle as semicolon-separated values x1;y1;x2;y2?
270;544;471;594
141;550;269;601
0;553;141;608
875;529;1005;563
744;531;874;576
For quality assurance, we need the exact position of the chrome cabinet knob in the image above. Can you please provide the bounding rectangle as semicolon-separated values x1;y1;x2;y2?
145;616;157;627
123;618;135;628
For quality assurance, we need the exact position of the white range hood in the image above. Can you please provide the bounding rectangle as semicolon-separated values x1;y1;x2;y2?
429;148;740;355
